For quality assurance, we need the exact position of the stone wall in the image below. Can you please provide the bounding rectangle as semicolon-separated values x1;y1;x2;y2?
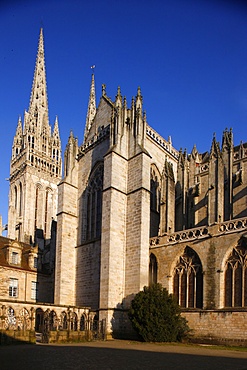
183;309;247;346
0;330;36;344
76;241;101;309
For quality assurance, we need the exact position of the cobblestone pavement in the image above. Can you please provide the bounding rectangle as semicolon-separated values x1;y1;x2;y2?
1;340;247;370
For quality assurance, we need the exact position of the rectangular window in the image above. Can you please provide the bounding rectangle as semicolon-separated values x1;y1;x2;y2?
31;281;38;300
34;257;38;269
11;252;18;264
9;278;18;297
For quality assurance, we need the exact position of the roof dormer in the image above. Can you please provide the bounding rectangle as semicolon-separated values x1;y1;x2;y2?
6;241;23;266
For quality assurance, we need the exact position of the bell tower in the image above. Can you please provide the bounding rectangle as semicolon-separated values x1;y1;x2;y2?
8;29;62;245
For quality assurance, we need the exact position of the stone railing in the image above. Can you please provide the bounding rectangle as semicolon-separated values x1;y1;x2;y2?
146;125;179;159
150;216;247;247
218;217;247;234
150;225;209;247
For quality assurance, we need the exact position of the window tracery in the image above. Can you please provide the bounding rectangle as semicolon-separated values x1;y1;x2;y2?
85;164;103;241
225;241;247;307
173;246;203;308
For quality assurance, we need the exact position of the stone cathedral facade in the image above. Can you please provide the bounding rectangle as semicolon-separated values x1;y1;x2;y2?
2;29;247;343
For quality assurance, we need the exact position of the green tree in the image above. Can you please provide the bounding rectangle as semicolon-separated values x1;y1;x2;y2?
128;283;189;342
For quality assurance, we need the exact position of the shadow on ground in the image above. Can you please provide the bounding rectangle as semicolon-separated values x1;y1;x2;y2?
1;341;247;370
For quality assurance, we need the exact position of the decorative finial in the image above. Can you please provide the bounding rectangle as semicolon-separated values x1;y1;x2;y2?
91;65;96;73
123;96;127;109
102;84;106;96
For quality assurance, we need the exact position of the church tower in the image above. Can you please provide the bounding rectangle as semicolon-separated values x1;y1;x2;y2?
8;29;62;245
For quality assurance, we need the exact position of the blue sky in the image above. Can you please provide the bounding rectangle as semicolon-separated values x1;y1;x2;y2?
0;0;247;229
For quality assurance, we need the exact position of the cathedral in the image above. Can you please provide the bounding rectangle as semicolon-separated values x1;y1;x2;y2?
1;29;247;344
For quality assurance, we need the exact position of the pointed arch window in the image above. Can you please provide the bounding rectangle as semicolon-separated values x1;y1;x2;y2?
34;187;39;230
80;315;86;331
34;185;42;231
14;186;18;210
19;182;23;216
44;188;52;237
149;253;158;285
150;177;160;212
85;164;103;241
173;246;203;308
225;240;247;307
150;166;161;237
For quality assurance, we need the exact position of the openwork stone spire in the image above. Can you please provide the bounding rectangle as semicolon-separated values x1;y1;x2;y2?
28;28;49;130
84;73;96;142
8;28;62;244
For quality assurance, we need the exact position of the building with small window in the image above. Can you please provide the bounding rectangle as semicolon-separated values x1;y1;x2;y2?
0;236;53;303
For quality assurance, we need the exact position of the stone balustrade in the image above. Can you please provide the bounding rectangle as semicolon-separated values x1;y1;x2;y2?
150;216;247;247
146;125;179;159
218;217;247;234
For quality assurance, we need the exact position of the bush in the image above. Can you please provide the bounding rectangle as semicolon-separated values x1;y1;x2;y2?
128;283;189;342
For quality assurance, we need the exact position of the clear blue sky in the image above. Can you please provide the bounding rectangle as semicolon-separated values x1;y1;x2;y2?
0;0;247;230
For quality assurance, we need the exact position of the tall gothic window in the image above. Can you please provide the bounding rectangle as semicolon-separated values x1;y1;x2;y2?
173;246;203;308
28;135;35;149
34;187;38;230
149;253;158;285
225;240;247;307
34;185;42;231
86;164;103;241
14;186;18;210
150;165;161;237
19;182;23;216
44;188;51;237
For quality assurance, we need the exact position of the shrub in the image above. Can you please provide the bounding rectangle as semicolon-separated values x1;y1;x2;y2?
128;283;189;342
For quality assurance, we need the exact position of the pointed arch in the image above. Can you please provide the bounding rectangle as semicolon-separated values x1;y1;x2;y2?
35;308;44;332
224;237;247;308
70;312;78;331
14;186;18;210
150;164;161;237
19;182;23;216
149;253;158;285
80;314;86;331
34;183;43;231
173;246;203;308
83;162;104;242
49;310;57;331
44;187;52;237
61;311;68;330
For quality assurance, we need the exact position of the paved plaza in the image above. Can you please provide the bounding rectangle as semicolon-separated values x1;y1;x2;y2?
1;340;247;370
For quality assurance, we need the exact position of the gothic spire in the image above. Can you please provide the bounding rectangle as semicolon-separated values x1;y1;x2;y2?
15;115;23;137
84;73;96;142
53;116;60;138
28;28;49;129
210;134;221;159
12;116;23;159
222;128;233;152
